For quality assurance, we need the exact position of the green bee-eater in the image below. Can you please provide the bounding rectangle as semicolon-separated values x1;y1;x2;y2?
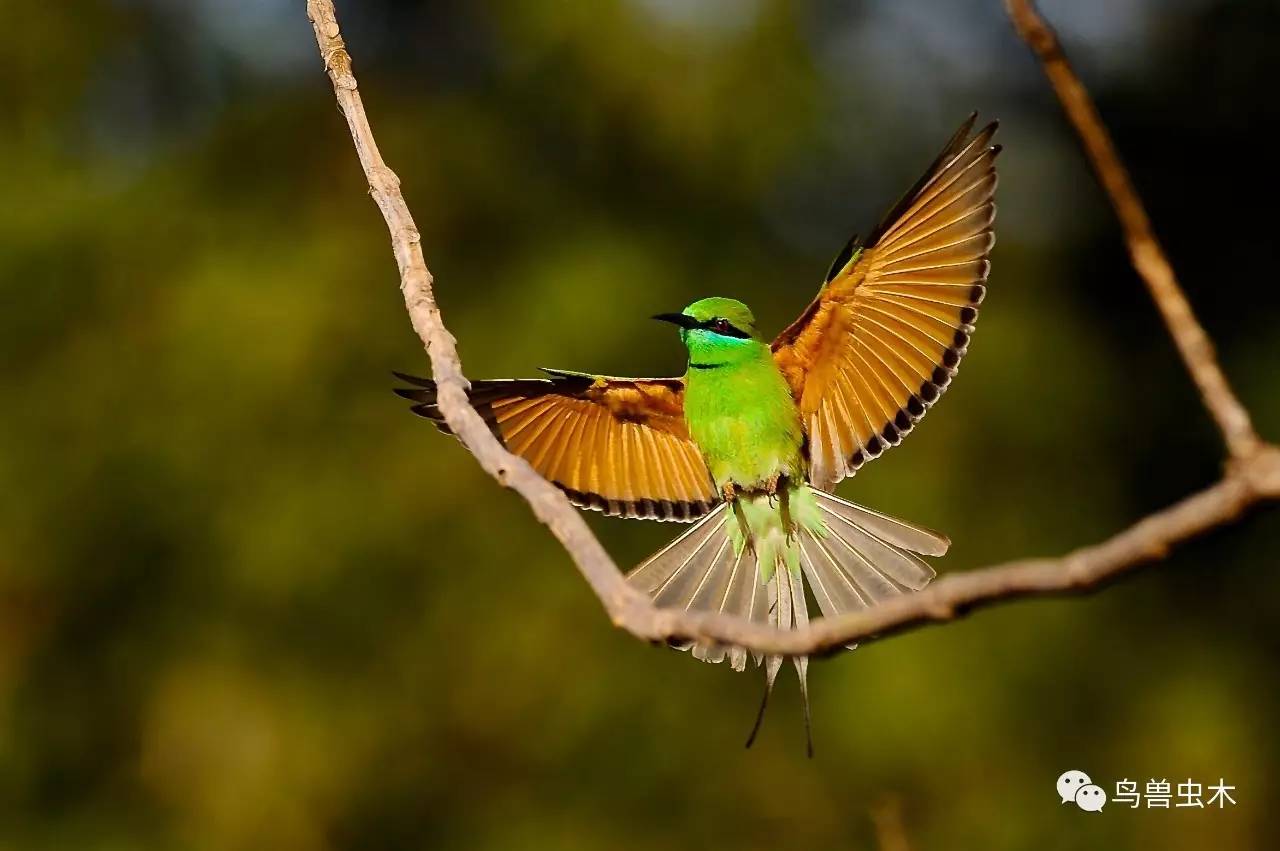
398;115;999;753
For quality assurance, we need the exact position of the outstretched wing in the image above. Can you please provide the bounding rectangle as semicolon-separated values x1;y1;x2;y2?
395;369;720;522
773;115;1000;489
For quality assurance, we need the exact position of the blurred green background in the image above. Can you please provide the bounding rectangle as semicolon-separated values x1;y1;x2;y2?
3;1;1278;848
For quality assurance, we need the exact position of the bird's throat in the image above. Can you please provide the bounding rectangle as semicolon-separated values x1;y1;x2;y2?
683;348;805;493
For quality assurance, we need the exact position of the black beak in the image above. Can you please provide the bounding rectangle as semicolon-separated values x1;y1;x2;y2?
652;312;700;330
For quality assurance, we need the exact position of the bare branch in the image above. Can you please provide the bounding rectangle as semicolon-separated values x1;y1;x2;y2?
308;0;1278;659
633;447;1280;656
1005;0;1261;460
304;0;652;625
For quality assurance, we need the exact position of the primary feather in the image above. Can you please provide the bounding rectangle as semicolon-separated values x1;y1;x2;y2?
394;371;720;521
773;115;1000;488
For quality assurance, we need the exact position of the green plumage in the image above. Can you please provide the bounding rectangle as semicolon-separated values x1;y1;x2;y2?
662;298;820;751
642;297;945;754
676;297;813;590
679;298;806;494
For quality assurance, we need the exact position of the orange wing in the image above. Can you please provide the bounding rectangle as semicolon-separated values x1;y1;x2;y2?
395;369;719;521
773;115;1000;489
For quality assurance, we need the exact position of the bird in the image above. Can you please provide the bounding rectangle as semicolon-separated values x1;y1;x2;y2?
396;114;999;754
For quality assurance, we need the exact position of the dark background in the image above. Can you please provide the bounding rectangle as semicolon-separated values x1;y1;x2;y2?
2;1;1278;848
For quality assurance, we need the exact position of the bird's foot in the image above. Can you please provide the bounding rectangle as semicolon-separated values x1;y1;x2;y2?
780;484;794;541
763;472;783;508
722;482;737;504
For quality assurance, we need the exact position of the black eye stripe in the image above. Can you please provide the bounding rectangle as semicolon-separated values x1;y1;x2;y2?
697;317;751;338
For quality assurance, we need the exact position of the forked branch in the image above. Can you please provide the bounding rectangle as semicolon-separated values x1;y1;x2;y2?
1003;0;1261;461
307;0;1278;657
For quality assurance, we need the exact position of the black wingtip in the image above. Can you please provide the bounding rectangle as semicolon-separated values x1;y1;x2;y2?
409;403;447;424
394;387;435;402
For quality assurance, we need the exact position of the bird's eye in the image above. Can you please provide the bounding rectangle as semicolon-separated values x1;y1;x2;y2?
712;319;731;334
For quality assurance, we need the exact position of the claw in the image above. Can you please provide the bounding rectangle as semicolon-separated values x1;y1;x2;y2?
780;484;794;539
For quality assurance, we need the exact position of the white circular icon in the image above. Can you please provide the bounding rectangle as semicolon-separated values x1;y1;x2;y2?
1056;769;1092;804
1075;783;1107;812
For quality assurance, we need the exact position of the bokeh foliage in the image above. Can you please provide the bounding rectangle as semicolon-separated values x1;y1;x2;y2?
2;1;1278;848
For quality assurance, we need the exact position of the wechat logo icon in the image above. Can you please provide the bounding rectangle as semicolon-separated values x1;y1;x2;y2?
1057;769;1107;812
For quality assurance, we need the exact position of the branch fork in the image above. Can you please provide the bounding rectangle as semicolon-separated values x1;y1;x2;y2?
308;0;1278;658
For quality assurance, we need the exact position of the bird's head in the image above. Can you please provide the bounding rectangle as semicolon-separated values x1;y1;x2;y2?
653;297;763;366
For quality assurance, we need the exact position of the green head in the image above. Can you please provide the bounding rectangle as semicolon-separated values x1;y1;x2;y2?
653;297;765;368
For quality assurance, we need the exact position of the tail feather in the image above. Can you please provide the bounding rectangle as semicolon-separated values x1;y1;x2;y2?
798;490;948;650
625;485;947;752
816;531;901;602
745;558;770;669
744;563;794;752
818;502;936;590
814;491;950;557
630;505;726;606
764;564;792;690
691;542;752;666
786;566;814;758
721;540;763;670
687;538;736;664
797;534;871;617
629;505;768;669
677;535;735;612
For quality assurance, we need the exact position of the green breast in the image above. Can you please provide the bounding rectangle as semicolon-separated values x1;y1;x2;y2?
683;352;805;490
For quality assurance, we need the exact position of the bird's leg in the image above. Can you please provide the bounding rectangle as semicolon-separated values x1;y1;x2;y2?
763;472;782;508
725;482;756;555
779;479;795;542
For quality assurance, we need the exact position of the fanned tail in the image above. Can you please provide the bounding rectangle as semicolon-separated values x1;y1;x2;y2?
797;490;946;650
626;486;948;753
626;504;768;671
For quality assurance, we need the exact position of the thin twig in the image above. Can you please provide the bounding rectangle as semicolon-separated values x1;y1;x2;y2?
307;0;1278;658
1005;0;1261;461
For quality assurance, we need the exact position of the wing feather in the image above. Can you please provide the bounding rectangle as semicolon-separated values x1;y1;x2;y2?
773;116;999;487
396;372;720;521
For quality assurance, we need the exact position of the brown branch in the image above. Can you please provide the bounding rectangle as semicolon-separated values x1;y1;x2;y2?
1005;0;1261;460
637;447;1280;656
304;0;650;621
308;0;1278;659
